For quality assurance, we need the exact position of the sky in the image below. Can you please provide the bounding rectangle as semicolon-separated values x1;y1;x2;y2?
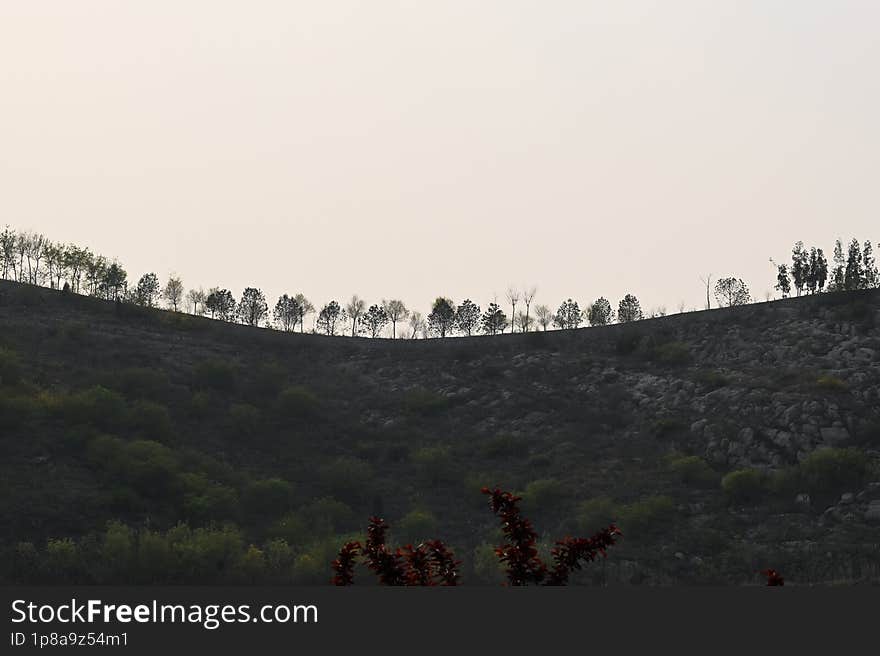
1;1;878;320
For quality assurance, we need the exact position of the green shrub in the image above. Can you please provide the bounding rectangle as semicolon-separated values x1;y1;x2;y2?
403;388;449;417
277;385;319;420
668;455;718;487
303;497;353;536
618;495;676;538
412;446;453;487
193;359;237;392
721;468;767;504
226;403;262;437
482;434;530;458
319;457;375;504
268;513;309;546
127;400;172;442
815;375;848;392
396;509;439;545
694;369;730;389
0;347;22;386
798;448;868;498
522;478;567;514
60;386;127;431
183;484;240;523
652;341;690;366
111;367;170;401
576;497;617;534
243;478;294;521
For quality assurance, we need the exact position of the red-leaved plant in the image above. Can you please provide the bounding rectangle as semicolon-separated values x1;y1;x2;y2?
332;487;621;586
481;486;622;585
761;568;784;586
331;516;461;586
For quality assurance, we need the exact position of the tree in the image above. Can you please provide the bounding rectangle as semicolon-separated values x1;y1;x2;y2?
360;305;389;338
829;239;845;292
617;294;643;323
102;262;127;301
791;241;809;296
408;311;426;339
714;277;750;307
237;287;268;326
516;311;533;333
294;294;314;333
813;248;828;292
522;287;537;332
345;295;366;337
699;274;712;310
205;288;236;321
506;288;521;333
553;299;583;329
844;238;864;291
317;301;342;335
187;288;206;315
133;273;161;307
480;303;508;335
774;264;791;298
86;255;107;297
863;241;877;289
0;226;15;280
273;294;304;332
587;297;614;326
533;304;552;331
805;248;819;294
382;299;409;339
427;297;456;338
455;299;481;336
162;275;184;311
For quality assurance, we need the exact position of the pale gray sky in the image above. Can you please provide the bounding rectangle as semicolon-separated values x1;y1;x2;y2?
2;1;878;319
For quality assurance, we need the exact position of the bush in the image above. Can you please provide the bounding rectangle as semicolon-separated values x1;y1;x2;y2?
798;448;868;498
576;497;617;534
303;497;354;536
193;359;237;392
243;478;294;522
111;367;170;401
522;478;567;514
412;446;453;487
396;509;439;545
618;496;676;538
0;347;22;386
183;484;240;523
60;386;127;431
721;468;767;505
127;400;173;442
668;455;718;487
815;375;848;392
482;434;530;458
277;385;319;420
403;388;449;417
694;369;730;389
320;457;375;504
254;363;286;397
652;341;690;366
226;403;262;437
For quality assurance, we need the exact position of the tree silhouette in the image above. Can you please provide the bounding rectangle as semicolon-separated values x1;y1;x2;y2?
317;301;342;335
361;304;389;338
587;297;615;326
274;294;303;332
382;299;409;339
775;264;791;298
206;288;236;321
427;297;456;338
714;277;750;307
533;304;553;331
133;273;160;307
162;275;184;311
455;299;481;336
481;302;508;335
237;287;268;326
345;295;366;337
554;299;583;329
617;294;643;323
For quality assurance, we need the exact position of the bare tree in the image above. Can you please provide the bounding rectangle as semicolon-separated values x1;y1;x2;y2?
162;275;184;311
522;286;537;332
187;288;207;315
699;274;712;310
516;311;533;333
533;304;553;331
408;311;426;339
505;287;521;333
346;295;366;337
382;299;409;339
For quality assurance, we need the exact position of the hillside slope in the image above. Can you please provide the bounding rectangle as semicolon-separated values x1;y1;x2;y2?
1;280;879;585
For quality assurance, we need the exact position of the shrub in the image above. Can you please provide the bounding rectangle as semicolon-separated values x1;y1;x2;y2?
127;400;172;442
668;455;718;487
60;386;127;431
277;385;319;420
652;341;690;366
183;484;240;523
651;417;686;438
111;367;170;401
303;497;354;536
522;478;567;515
815;375;848;392
396;510;439;546
576;497;617;534
618;496;675;538
482;434;530;458
694;369;730;389
798;448;868;498
254;363;286;397
0;347;22;386
721;469;767;505
226;403;262;437
193;359;237;392
320;457;375;504
269;513;309;547
243;478;294;522
412;446;453;487
402;388;449;417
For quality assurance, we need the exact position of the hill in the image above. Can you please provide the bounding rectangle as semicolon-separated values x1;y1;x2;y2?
1;280;879;585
